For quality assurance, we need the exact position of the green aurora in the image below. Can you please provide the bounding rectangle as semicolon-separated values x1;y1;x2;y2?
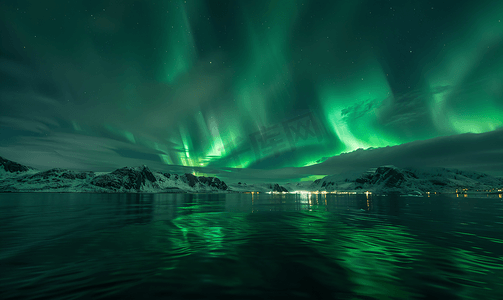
0;0;502;174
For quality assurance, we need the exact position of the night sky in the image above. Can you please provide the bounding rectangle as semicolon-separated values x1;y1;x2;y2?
1;0;502;182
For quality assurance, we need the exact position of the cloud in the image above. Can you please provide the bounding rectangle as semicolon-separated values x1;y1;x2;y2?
377;87;450;128
2;129;502;183
341;98;378;120
197;128;503;182
305;128;503;176
0;117;51;134
0;133;165;171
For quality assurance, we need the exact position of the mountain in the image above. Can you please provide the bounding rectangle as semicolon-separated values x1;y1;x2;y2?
1;156;501;194
0;156;33;173
89;166;159;192
226;182;289;193
310;165;503;195
161;172;229;191
0;156;229;193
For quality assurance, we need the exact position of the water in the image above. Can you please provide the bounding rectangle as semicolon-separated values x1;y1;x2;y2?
1;193;502;300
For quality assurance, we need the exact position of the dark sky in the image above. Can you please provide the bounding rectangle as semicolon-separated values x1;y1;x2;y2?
1;0;502;181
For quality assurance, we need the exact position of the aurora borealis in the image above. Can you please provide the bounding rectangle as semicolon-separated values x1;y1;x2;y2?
1;0;502;181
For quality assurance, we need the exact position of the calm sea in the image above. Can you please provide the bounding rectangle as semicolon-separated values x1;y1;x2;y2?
1;193;502;300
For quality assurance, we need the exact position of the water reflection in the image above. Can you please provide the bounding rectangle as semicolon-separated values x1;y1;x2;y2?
0;193;502;299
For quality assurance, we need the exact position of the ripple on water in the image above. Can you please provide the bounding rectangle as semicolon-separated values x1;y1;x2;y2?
0;193;502;299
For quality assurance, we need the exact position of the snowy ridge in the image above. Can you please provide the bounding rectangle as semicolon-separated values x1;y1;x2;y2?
227;182;290;193
0;156;34;173
310;165;503;195
154;172;229;193
0;157;230;193
1;156;502;194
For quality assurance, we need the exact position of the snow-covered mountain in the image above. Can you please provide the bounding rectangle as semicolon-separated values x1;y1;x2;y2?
0;156;288;193
0;156;34;173
226;182;290;193
310;165;503;195
226;166;503;195
0;156;229;193
1;156;501;194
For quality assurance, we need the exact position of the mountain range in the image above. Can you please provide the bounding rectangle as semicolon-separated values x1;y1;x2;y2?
309;165;503;195
1;156;502;195
0;156;229;193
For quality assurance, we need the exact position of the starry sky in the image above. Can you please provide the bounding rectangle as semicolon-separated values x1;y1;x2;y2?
1;0;502;182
